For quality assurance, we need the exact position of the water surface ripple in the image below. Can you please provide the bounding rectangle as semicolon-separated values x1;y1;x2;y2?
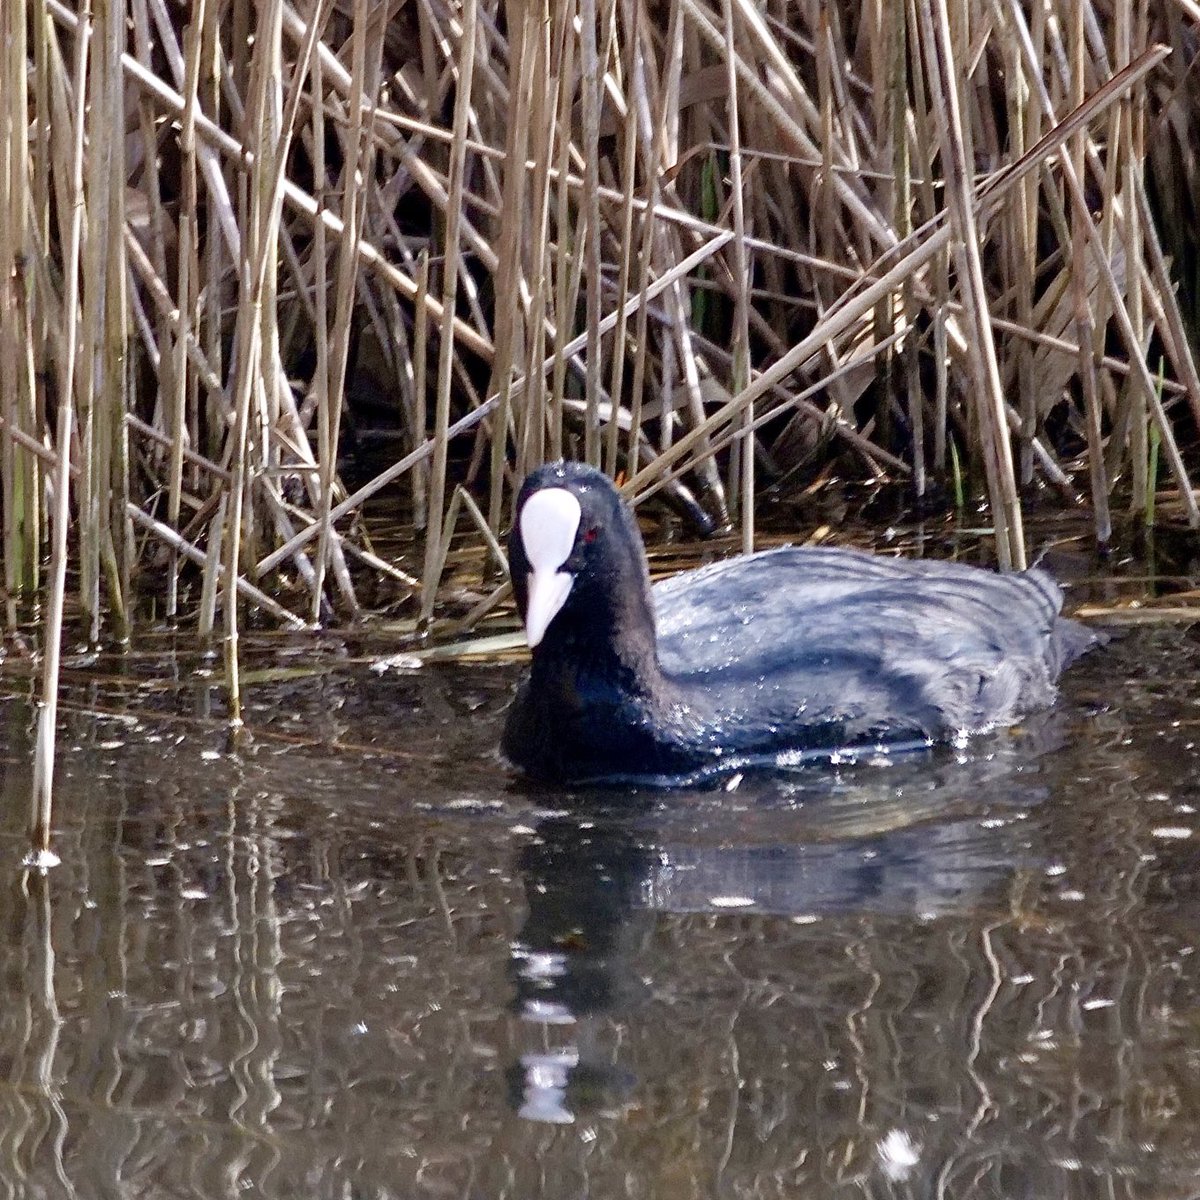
0;625;1198;1197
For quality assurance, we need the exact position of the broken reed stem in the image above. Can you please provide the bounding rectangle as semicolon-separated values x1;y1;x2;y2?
602;0;641;481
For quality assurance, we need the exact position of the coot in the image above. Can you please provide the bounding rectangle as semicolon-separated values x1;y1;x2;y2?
502;462;1098;783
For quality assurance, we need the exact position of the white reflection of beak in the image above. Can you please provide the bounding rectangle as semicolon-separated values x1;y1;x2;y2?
519;487;582;650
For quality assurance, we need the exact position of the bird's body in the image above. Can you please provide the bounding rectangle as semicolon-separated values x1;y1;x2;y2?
502;463;1099;783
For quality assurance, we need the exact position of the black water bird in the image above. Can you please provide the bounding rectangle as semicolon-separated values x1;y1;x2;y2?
501;462;1098;783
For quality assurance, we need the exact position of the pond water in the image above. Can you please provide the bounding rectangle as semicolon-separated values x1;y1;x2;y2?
0;615;1199;1197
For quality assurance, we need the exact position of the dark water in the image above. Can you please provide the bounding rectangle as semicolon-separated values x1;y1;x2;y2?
1;623;1200;1197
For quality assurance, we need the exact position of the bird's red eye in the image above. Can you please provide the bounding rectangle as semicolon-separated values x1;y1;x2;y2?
583;527;598;544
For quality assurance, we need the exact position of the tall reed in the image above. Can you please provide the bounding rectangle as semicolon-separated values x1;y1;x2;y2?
0;0;1196;641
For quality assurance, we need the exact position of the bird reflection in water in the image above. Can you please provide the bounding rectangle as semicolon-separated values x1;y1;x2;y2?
508;814;650;1123
505;722;1064;1125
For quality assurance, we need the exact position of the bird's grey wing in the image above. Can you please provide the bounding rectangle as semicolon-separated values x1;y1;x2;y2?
653;547;1069;732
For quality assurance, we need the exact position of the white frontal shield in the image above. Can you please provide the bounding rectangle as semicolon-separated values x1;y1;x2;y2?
519;488;582;648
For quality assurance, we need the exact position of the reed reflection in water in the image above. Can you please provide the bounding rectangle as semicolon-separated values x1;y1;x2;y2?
0;627;1196;1197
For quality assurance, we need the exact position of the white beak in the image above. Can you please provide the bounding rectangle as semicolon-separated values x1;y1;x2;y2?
524;568;574;648
518;487;582;649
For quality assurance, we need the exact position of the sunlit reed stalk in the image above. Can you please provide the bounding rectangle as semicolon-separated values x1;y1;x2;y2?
520;0;554;476
884;2;922;501
413;250;431;530
166;0;206;622
1070;2;1111;550
720;0;751;551
548;1;577;465
28;0;92;867
9;0;43;606
1120;0;1148;517
313;0;373;623
310;14;332;585
76;25;101;636
29;400;72;868
602;0;640;481
917;0;1023;570
223;0;287;725
484;0;535;536
580;0;603;468
421;0;479;623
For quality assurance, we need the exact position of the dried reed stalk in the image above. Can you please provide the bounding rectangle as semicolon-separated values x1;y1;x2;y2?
2;0;1198;664
25;0;91;865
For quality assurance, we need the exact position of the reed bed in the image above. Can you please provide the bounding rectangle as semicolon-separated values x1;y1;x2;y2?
2;0;1198;640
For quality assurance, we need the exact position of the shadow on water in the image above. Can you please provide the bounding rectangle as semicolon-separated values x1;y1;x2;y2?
0;625;1198;1195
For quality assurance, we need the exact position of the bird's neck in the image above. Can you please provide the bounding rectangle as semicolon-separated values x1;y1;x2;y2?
530;583;663;705
531;621;660;696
